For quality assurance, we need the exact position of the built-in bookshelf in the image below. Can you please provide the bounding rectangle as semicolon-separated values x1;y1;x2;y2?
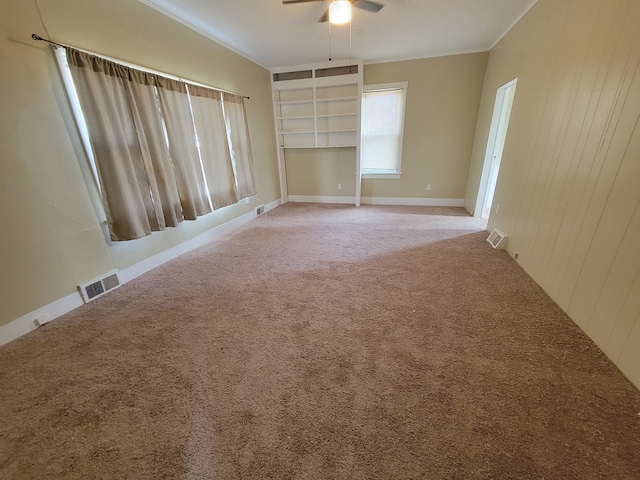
271;60;363;205
274;83;359;148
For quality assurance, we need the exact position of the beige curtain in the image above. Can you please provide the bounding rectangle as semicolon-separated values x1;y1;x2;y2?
189;86;238;209
223;93;257;199
155;77;212;219
67;48;165;240
66;48;257;241
127;70;183;228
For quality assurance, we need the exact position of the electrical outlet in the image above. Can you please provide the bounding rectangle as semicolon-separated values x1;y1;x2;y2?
496;204;500;214
338;183;342;190
426;184;432;191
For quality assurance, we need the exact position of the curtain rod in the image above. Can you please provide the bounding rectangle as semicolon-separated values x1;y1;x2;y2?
31;34;250;99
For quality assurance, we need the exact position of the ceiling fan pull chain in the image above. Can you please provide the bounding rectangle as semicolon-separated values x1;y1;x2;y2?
328;20;332;61
349;16;352;64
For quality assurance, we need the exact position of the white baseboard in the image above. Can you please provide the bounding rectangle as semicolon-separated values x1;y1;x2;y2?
287;195;465;207
0;198;281;347
362;197;465;207
288;195;356;204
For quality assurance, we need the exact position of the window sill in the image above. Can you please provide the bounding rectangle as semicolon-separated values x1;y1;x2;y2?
362;173;401;179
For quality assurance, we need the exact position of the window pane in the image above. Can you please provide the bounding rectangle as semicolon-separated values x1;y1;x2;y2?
361;87;405;173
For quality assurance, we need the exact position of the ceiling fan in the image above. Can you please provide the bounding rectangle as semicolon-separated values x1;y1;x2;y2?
282;0;385;23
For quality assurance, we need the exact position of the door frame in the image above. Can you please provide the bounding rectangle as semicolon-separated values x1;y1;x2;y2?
473;78;517;218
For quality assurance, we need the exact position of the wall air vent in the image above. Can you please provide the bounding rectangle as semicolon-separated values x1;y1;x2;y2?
273;70;313;82
256;205;265;216
79;271;121;303
315;65;358;77
487;228;507;250
273;65;359;82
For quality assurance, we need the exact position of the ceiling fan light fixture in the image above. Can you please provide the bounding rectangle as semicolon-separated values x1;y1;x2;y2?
329;0;351;24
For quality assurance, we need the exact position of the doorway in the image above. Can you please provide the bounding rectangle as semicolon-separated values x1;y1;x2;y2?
475;79;517;219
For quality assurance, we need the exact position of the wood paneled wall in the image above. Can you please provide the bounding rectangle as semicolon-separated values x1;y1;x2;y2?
467;0;640;388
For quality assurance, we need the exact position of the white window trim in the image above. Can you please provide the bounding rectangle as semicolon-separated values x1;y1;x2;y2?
360;81;408;177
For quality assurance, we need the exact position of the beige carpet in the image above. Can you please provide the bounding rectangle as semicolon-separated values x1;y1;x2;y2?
1;203;639;479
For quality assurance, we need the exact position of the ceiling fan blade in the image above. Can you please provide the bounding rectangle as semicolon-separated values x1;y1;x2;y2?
283;0;324;4
312;0;383;22
353;0;384;13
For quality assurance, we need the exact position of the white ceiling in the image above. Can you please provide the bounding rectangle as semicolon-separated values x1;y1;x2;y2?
138;0;537;69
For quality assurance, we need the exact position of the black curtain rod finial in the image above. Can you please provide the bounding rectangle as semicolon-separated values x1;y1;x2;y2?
32;33;65;49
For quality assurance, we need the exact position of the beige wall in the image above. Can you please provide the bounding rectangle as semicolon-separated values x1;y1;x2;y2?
466;0;640;388
362;54;488;200
284;53;488;201
285;148;357;197
0;0;280;327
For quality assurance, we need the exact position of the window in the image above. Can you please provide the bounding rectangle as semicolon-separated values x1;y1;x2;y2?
54;47;256;241
360;82;408;178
